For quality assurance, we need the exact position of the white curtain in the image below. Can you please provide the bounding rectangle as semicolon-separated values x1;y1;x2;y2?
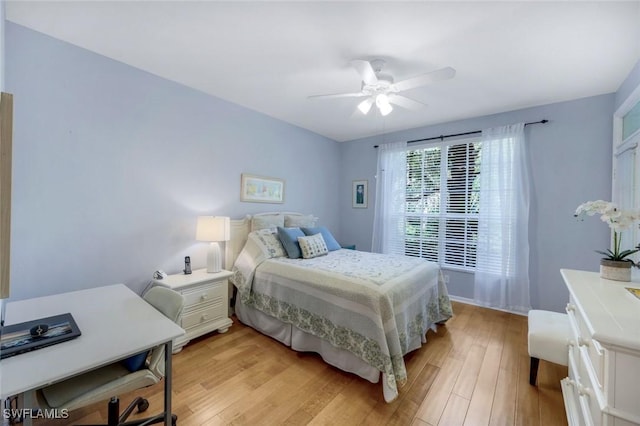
372;141;407;254
473;123;530;313
613;146;637;256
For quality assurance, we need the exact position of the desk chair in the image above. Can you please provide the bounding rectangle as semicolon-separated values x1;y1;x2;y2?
35;287;184;426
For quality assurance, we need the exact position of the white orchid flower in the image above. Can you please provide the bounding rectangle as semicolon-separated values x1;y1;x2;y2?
575;200;640;263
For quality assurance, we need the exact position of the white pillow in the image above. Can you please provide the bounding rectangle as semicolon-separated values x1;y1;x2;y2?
297;233;328;259
251;214;285;232
250;228;286;258
284;214;317;228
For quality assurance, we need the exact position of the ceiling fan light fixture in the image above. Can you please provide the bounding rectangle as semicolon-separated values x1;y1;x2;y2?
379;103;393;116
376;94;393;116
309;59;454;118
375;93;390;107
357;98;374;115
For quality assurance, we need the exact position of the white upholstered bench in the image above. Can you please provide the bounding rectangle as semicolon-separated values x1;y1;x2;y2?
527;309;570;386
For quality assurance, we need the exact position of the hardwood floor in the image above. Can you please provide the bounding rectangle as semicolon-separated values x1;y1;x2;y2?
36;301;567;426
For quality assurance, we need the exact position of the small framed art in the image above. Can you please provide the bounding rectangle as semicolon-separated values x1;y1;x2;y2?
352;180;368;208
241;173;285;204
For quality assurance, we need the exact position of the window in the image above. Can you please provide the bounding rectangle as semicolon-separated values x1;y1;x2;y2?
614;96;640;266
374;124;528;309
404;138;481;271
622;99;640;140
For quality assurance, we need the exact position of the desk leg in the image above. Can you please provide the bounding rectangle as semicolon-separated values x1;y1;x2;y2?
0;298;6;326
23;391;34;426
2;398;11;426
164;340;173;426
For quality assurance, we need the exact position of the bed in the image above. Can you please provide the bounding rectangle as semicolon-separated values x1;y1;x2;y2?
225;212;453;402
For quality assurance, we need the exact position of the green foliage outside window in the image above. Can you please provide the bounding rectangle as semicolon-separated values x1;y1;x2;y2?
404;141;481;270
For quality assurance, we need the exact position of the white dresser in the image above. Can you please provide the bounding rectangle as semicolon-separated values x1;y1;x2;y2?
151;268;233;353
560;269;640;426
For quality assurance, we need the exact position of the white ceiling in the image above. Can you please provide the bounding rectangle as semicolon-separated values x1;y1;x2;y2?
6;1;640;142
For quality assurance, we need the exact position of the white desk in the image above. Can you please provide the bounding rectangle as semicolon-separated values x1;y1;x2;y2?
0;284;184;424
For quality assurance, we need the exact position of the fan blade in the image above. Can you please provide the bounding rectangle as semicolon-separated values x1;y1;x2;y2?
392;66;456;92
308;92;367;100
350;60;378;85
388;94;427;110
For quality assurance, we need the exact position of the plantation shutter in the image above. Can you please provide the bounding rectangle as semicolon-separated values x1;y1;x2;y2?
402;139;480;270
405;146;441;262
443;143;480;269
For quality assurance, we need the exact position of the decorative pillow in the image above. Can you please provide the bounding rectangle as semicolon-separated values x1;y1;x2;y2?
122;351;149;372
250;228;286;258
251;214;285;232
277;226;305;259
297;233;329;259
284;214;317;228
301;226;340;251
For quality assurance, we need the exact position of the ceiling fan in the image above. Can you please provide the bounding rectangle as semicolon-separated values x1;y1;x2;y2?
309;59;456;116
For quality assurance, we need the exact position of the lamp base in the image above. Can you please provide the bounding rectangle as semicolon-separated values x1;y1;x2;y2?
207;242;222;273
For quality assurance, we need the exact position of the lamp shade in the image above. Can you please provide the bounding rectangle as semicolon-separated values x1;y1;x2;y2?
376;94;393;116
357;97;374;115
196;216;230;242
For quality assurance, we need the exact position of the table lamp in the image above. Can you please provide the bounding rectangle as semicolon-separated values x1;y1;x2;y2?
196;216;230;273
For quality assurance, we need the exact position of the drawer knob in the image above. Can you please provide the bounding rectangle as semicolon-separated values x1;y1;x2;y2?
201;314;209;321
201;295;209;301
577;384;591;397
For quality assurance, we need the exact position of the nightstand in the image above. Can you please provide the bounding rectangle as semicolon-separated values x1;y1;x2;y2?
150;268;232;353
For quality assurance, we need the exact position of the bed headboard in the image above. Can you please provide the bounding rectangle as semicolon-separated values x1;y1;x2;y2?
224;215;251;270
223;212;317;270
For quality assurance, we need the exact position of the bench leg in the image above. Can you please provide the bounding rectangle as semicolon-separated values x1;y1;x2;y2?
529;357;540;386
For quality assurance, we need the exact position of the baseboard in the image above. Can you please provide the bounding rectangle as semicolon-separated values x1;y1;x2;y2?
448;295;528;317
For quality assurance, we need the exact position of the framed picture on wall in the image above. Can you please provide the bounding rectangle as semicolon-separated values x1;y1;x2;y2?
240;174;285;204
352;180;368;208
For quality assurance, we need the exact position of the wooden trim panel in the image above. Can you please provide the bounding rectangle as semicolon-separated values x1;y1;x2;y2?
0;92;13;299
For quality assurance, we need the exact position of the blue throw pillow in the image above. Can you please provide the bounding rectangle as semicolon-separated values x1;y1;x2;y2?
301;226;341;251
277;227;305;258
122;351;149;372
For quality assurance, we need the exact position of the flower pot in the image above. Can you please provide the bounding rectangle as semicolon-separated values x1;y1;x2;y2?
600;259;632;282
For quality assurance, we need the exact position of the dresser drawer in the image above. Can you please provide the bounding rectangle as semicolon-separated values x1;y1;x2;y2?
562;377;586;426
568;348;598;426
181;280;226;308
579;346;609;425
567;301;605;390
181;301;225;330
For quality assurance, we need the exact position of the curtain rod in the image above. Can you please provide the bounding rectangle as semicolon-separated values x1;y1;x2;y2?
373;119;548;148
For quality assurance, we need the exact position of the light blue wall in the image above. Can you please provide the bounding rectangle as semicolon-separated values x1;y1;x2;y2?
0;1;5;90
5;23;341;300
339;95;614;312
5;21;629;313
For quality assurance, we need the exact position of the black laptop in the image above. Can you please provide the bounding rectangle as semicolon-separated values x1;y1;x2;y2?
0;313;81;359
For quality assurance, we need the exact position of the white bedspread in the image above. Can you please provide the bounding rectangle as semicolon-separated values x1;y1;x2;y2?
231;235;453;402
